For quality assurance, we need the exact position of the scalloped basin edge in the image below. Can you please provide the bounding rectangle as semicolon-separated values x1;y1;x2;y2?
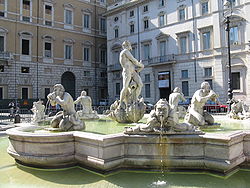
6;125;250;175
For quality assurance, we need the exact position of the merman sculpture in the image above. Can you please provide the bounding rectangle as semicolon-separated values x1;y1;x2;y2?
31;100;45;124
47;84;85;131
184;81;218;127
74;90;99;120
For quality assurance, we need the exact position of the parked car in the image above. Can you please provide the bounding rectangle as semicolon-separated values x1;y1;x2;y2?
144;101;154;113
204;100;228;113
178;98;191;109
99;99;109;106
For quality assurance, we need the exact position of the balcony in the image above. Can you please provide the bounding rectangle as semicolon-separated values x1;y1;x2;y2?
108;63;122;72
0;52;13;65
143;54;176;66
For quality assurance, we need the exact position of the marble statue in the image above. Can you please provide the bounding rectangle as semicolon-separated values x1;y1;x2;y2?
228;98;250;119
74;90;99;120
169;87;186;125
184;82;218;127
47;84;85;131
125;99;196;133
31;100;45;123
108;40;146;123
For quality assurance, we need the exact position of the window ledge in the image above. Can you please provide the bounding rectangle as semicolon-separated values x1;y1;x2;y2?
64;60;73;65
20;55;31;61
180;77;190;80
43;58;53;63
64;24;74;30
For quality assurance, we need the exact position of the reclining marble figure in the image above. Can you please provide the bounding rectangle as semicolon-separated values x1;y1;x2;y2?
184;81;218;126
47;84;85;131
125;99;195;133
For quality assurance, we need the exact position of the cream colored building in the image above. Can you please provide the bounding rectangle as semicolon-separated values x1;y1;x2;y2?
106;0;250;105
0;0;107;105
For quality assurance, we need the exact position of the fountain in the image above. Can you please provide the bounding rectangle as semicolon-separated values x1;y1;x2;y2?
5;41;250;182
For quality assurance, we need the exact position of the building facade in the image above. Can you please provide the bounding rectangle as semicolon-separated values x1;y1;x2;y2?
106;0;250;105
0;0;107;105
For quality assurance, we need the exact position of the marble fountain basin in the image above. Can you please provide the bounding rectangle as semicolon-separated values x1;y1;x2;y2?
6;122;250;176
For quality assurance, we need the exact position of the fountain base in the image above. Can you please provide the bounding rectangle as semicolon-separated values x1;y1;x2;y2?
6;125;249;175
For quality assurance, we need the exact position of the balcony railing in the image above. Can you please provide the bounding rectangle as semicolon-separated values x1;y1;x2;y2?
0;52;13;64
108;63;122;71
143;54;175;66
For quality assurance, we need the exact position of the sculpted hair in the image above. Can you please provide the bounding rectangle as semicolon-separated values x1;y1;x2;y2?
200;82;210;89
122;40;131;49
54;84;65;92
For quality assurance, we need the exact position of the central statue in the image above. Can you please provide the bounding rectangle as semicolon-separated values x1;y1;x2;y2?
109;40;146;123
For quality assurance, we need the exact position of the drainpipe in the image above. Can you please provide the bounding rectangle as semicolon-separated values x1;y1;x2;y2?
94;1;98;105
137;5;140;60
191;0;197;82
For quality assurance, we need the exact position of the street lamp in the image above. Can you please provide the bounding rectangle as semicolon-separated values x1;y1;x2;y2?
223;0;233;112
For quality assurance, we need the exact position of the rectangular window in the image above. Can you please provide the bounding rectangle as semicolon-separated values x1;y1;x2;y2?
181;70;188;79
0;65;4;72
230;26;239;44
0;87;2;99
159;0;165;6
100;18;106;33
0;36;4;52
145;74;150;82
143;44;150;59
84;71;90;77
100;72;106;77
145;84;151;98
65;45;72;60
84;14;90;29
115;83;120;95
232;72;240;90
182;81;189;96
45;5;52;15
205;79;213;89
21;67;30;73
159;15;165;26
202;31;210;50
0;11;4;17
130;24;134;33
45;21;52;26
22;88;29;99
22;39;30;55
23;0;30;10
114;28;119;38
23;16;30;22
65;9;73;25
204;67;212;77
130;10;134;17
180;36;187;54
84;47;89;61
160;41;166;57
143;5;148;12
44;42;52;58
179;9;185;21
202;2;208;15
45;88;50;99
113;51;119;64
100;50;106;64
144;20;149;30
